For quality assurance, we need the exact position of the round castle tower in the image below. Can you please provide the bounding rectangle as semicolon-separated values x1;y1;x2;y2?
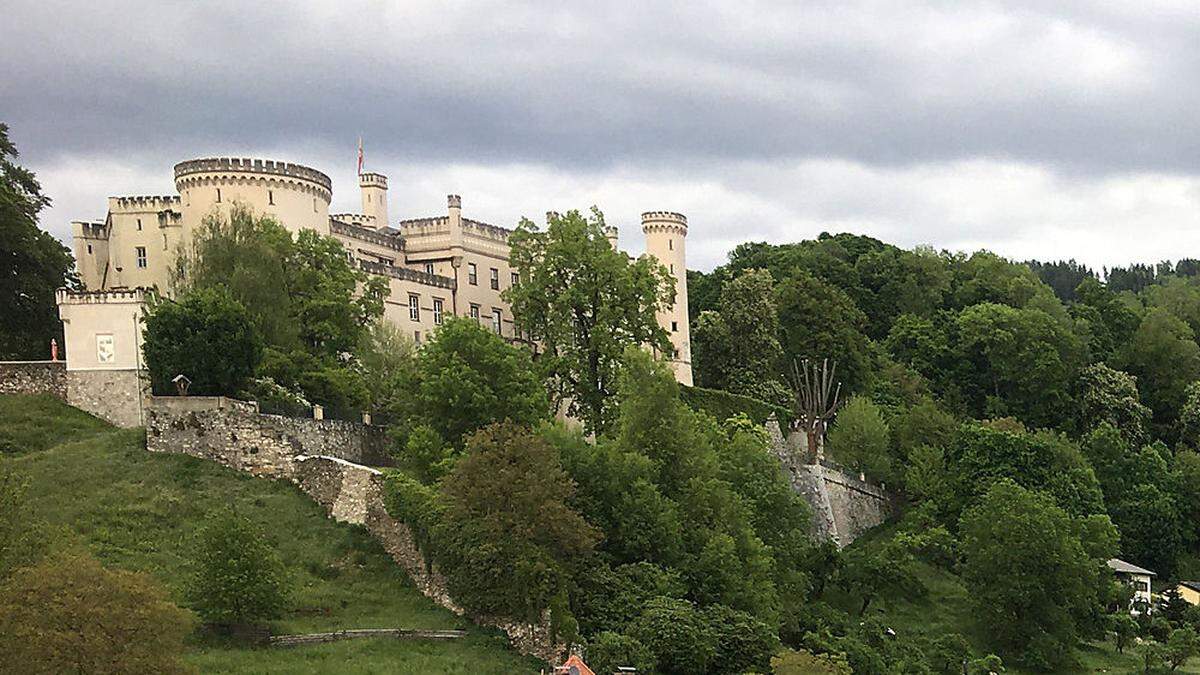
174;157;333;238
641;211;693;386
359;172;389;230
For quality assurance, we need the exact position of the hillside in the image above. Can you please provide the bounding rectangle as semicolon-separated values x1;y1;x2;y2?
841;522;1200;674
0;394;540;674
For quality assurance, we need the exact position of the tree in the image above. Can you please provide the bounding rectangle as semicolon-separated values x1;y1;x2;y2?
186;510;289;627
1111;613;1139;654
1118;308;1200;440
691;269;789;404
0;123;77;359
629;597;716;674
586;631;654;675
143;288;263;396
1166;626;1200;671
505;208;673;433
838;542;924;616
437;422;600;619
1179;382;1200;449
0;550;194;674
826;396;892;481
702;603;781;674
1077;363;1152;445
395;316;549;446
959;480;1115;670
775;270;873;393
954;302;1083;428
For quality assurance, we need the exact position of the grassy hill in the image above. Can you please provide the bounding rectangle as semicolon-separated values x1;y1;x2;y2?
0;394;540;674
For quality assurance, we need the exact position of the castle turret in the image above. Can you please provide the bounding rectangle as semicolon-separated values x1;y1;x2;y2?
641;211;693;385
173;157;333;238
360;172;389;230
604;225;619;249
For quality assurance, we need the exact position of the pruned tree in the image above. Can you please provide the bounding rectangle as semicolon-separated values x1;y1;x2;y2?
788;358;842;462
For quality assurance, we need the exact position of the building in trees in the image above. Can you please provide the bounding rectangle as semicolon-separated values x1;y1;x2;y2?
1108;557;1155;614
62;154;694;388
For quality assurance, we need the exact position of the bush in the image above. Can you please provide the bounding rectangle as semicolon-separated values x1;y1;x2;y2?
143;288;263;396
679;384;792;428
629;597;716;674
586;631;654;675
0;550;194;674
186;510;289;627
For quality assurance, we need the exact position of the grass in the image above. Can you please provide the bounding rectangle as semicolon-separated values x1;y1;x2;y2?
840;519;1200;674
0;394;540;673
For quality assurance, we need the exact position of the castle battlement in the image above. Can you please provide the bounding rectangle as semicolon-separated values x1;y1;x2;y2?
330;219;404;251
357;259;456;290
359;172;388;189
641;211;688;235
463;218;513;242
174;157;333;193
110;195;182;210
73;220;109;239
56;287;149;306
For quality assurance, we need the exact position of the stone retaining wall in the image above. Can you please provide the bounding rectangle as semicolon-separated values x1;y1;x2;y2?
144;396;392;469
0;361;66;398
767;418;896;547
66;369;146;428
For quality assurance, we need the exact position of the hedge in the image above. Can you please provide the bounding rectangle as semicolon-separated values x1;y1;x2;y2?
679;385;792;429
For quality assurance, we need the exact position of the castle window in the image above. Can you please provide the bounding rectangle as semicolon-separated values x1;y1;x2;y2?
672;321;678;332
135;246;147;268
511;271;519;286
216;188;221;203
433;298;444;325
408;294;420;321
668;239;673;251
162;233;168;250
87;244;93;255
490;268;499;290
670;264;674;274
313;198;318;212
468;263;478;285
414;330;421;344
492;309;502;335
136;218;142;231
268;190;274;206
425;262;434;275
469;303;480;321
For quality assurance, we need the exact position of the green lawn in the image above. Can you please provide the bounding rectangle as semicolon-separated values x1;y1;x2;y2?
0;394;539;673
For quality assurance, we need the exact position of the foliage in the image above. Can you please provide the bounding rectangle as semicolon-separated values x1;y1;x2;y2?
585;631;654;675
1180;381;1200;450
692;269;790;404
771;648;853;674
1077;363;1152;445
186;509;289;627
390;316;549;448
0;550;194;674
1111;612;1139;653
678;384;792;428
628;597;716;674
505;207;673;434
1117;308;1200;440
775;270;874;393
143;287;263;396
0;123;77;360
702;602;782;674
959;480;1116;670
826;395;892;482
436;422;600;620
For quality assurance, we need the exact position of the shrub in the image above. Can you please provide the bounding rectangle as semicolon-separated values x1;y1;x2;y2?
629;597;716;674
679;384;792;428
143;287;263;396
0;550;194;674
186;510;289;627
827;395;892;482
586;631;654;675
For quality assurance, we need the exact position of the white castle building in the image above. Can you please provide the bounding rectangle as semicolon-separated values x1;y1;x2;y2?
68;156;693;388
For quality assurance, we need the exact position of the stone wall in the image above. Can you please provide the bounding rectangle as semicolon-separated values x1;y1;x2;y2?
144;396;392;469
66;369;146;428
767;417;896;547
0;361;66;398
142;397;561;664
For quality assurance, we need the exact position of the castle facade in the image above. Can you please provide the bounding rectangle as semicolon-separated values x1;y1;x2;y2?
70;157;693;385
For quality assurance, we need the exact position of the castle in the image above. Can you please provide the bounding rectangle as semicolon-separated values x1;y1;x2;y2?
68;156;693;386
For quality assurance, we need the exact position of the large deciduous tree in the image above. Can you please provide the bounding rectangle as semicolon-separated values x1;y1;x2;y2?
0;123;77;359
505;208;673;434
142;287;263;396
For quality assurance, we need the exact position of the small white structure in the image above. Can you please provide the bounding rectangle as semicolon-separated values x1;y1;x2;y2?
1109;558;1155;615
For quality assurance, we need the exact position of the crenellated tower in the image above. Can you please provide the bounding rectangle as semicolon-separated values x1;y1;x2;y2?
359;172;389;230
641;211;693;385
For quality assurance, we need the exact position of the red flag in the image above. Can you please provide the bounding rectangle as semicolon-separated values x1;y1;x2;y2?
357;137;363;175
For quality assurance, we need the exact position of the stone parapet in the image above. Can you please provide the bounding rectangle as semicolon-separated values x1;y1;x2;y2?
0;361;66;398
173;157;332;194
331;220;404;251
358;259;456;290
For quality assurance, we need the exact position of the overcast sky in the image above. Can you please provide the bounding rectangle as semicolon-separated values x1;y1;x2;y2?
3;0;1198;272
